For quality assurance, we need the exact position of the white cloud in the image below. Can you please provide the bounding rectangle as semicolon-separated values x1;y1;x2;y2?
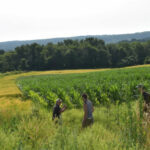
0;0;150;41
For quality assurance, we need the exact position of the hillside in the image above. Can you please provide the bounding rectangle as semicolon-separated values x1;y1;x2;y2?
1;31;150;51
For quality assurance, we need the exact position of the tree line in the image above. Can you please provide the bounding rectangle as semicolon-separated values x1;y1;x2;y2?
0;38;150;72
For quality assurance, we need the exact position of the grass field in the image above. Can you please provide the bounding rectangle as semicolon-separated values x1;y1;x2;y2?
0;65;150;149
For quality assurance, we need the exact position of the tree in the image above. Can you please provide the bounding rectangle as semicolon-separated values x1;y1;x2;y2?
133;42;146;64
0;49;5;55
144;56;150;64
1;38;150;72
119;56;137;67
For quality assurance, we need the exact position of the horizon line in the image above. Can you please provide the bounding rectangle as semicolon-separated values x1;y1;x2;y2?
0;30;150;43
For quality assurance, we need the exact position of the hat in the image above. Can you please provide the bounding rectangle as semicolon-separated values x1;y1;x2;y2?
56;98;62;103
136;84;144;89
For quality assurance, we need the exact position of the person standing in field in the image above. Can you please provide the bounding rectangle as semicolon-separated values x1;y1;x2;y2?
82;93;94;128
136;84;150;112
52;99;67;123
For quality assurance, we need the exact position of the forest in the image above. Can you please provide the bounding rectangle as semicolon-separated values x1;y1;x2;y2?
0;38;150;72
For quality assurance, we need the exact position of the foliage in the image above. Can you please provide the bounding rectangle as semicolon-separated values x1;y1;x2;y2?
17;67;150;108
144;56;150;64
0;38;150;72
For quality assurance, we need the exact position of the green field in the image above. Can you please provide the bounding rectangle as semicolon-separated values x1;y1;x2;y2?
17;67;150;108
15;67;150;149
0;67;150;149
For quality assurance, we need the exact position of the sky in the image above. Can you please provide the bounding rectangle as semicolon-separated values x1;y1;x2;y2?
0;0;150;42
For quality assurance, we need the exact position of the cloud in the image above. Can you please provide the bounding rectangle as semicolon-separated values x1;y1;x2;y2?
0;0;150;41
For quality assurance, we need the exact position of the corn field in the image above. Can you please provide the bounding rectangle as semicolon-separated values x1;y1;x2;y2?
17;67;150;109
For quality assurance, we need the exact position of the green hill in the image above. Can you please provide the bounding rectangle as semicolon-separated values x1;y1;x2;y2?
1;31;150;51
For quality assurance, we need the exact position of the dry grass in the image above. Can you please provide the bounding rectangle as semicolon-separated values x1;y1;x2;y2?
125;64;150;68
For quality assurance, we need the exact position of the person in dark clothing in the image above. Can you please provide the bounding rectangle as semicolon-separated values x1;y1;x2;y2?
136;84;150;112
52;99;67;122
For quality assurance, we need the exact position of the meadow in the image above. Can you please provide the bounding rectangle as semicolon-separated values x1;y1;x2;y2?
0;65;150;149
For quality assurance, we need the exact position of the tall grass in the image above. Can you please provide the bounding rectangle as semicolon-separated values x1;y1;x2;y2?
16;67;150;149
0;66;150;149
0;102;146;150
0;101;149;149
